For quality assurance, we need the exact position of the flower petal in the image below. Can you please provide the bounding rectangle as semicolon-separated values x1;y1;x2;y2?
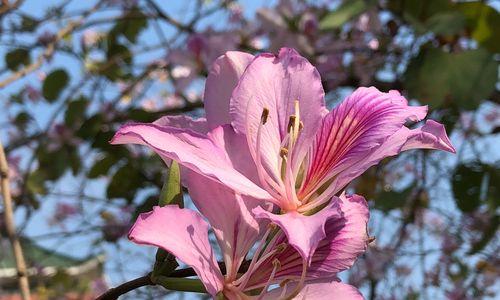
230;47;325;181
263;279;364;300
204;51;254;130
308;194;369;276
252;200;340;265
250;194;369;284
402;119;456;153
128;205;223;296
185;170;261;280
111;123;270;200
153;115;208;134
299;87;454;208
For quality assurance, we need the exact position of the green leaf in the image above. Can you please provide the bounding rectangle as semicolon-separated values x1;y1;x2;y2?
451;162;495;212
374;184;414;213
64;97;89;126
106;163;144;201
26;170;47;195
457;1;500;53
155;277;207;294
20;15;38;32
405;47;497;109
13;111;32;130
42;69;69;102
88;155;119;178
320;0;369;30
76;114;103;139
110;7;148;43
5;48;30;71
158;161;183;208
425;12;465;36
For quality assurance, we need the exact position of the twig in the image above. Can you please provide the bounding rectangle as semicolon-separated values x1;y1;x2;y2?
95;273;154;300
0;1;101;88
0;140;31;300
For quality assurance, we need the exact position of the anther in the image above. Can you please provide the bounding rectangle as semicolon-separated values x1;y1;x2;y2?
272;258;281;269
279;279;291;288
299;121;304;131
280;147;289;158
261;108;270;124
287;115;296;131
275;243;287;253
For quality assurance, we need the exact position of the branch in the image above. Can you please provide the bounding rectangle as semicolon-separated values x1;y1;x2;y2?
95;273;154;300
0;140;31;300
0;1;102;88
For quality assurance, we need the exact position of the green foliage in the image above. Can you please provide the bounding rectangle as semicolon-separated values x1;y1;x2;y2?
405;47;497;109
43;69;69;102
159;161;183;208
452;162;499;212
65;97;89;126
374;184;414;213
457;1;500;53
5;48;30;70
320;0;371;30
106;162;145;201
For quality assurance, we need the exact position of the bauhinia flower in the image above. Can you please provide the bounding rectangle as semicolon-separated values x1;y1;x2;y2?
112;47;455;267
129;177;370;298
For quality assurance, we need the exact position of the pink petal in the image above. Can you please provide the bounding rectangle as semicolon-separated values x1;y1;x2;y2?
128;206;223;296
230;47;325;180
251;194;369;283
308;194;369;276
402;120;456;153
185;170;261;280
153;115;208;134
263;279;364;300
252;200;340;265
204;51;254;130
300;87;454;207
111;123;271;200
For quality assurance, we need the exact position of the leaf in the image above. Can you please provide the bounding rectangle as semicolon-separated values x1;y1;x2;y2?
64;97;89;126
457;1;500;53
425;12;465;36
110;7;148;43
42;69;69;102
405;47;497;109
158;161;183;208
88;155;119;178
320;0;370;30
452;163;498;215
106;163;144;201
14;111;32;130
374;184;414;213
26;170;47;195
5;48;30;71
76;114;103;139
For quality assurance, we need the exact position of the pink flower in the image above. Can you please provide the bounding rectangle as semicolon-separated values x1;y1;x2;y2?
112;48;455;272
129;191;369;298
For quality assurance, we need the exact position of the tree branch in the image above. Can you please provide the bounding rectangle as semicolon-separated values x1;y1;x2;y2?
0;140;31;300
95;273;154;300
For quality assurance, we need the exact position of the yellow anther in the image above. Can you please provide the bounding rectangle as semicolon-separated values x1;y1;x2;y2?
261;107;270;124
272;258;281;269
280;147;289;158
287;115;296;132
279;279;291;288
275;243;287;253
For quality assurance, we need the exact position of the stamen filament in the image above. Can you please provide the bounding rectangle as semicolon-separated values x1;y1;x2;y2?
257;259;280;299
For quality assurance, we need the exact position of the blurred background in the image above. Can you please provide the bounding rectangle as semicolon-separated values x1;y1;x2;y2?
0;0;498;299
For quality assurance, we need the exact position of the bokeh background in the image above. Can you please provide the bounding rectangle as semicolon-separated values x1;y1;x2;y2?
0;0;498;299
